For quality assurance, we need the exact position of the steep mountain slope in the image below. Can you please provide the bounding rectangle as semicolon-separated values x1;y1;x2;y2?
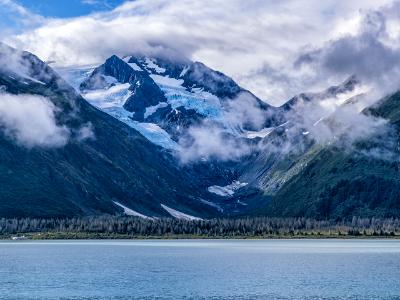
0;45;217;219
259;91;400;218
237;76;366;195
281;75;361;111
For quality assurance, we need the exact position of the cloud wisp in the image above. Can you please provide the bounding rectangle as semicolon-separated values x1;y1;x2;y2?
0;93;70;148
178;92;270;162
285;94;394;155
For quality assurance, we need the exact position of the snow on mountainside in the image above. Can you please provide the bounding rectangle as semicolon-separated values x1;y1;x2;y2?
59;62;178;150
57;53;372;217
113;201;152;219
208;181;248;197
161;204;202;221
3;44;392;220
0;44;222;219
60;54;278;152
58;55;369;179
59;54;369;207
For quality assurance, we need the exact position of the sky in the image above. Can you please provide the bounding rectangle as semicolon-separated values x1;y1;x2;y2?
1;0;400;105
2;0;125;18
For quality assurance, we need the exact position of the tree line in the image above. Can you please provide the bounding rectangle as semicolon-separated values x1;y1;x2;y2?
1;216;399;238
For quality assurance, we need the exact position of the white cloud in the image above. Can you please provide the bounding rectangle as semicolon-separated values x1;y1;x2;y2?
2;0;398;162
76;122;95;141
3;0;396;105
178;92;267;162
179;124;251;162
0;93;70;148
294;1;400;102
178;83;395;162
286;93;391;151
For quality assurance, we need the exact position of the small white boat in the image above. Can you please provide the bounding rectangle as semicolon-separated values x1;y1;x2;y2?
11;236;28;240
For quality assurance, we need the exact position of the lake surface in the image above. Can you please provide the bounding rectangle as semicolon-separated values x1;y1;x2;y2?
0;239;399;299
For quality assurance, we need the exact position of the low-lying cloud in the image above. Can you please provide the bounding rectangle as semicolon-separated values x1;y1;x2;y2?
178;84;396;163
179;123;251;163
0;43;34;79
0;93;70;148
178;92;268;162
286;94;393;153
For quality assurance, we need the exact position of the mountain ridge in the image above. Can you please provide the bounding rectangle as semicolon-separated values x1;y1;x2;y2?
1;45;400;219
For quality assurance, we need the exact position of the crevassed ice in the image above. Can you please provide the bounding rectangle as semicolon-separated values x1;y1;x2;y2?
150;74;223;119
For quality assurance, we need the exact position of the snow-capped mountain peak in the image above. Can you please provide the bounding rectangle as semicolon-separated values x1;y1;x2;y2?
62;54;277;151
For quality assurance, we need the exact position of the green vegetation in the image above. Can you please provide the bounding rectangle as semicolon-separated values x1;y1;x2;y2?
1;216;399;239
265;148;400;218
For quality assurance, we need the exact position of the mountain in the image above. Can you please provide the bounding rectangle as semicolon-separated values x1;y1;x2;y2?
223;73;400;219
63;53;398;219
60;54;287;215
281;75;361;111
236;76;364;196
2;44;399;220
256;91;400;219
0;44;218;219
64;54;281;146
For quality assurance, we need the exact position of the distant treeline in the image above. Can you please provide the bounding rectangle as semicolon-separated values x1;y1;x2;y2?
1;216;400;238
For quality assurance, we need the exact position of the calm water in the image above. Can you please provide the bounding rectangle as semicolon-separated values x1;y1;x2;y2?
0;239;400;299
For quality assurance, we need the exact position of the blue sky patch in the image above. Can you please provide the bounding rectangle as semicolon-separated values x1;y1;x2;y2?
15;0;126;18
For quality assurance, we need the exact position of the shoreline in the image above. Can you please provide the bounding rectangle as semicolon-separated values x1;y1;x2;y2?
2;216;399;240
2;232;400;240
